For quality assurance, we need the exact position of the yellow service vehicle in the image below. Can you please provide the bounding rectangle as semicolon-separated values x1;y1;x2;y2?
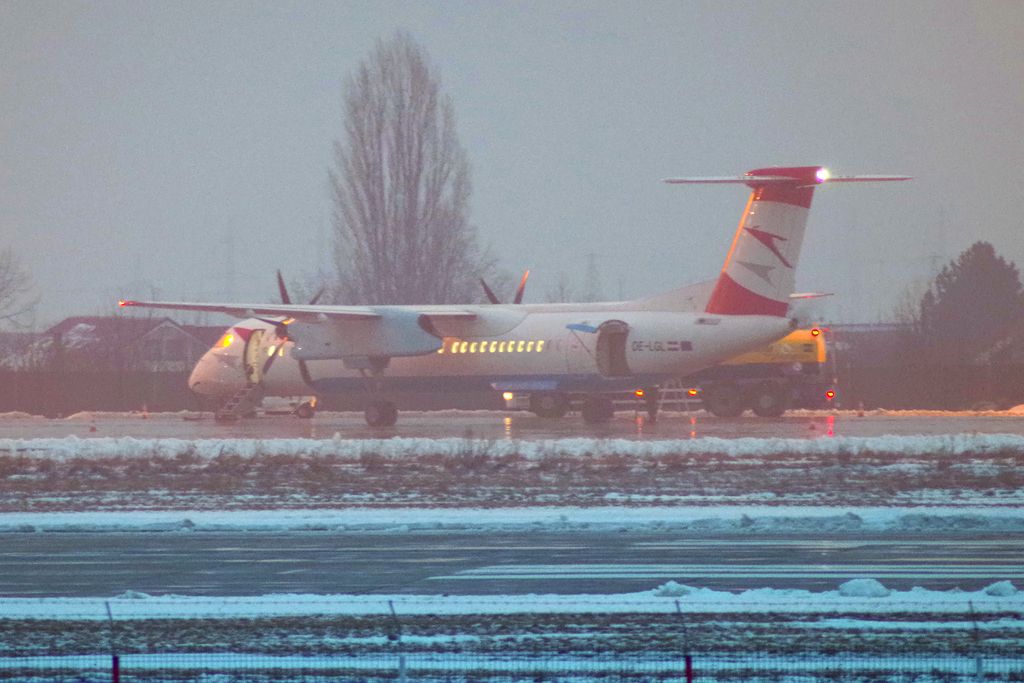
689;327;833;417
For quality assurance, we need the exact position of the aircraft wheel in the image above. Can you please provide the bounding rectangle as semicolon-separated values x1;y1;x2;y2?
702;383;745;418
581;396;614;424
294;402;316;419
364;400;398;427
749;382;791;418
530;392;569;418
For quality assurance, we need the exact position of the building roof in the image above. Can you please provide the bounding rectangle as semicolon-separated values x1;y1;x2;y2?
181;324;228;348
43;316;176;345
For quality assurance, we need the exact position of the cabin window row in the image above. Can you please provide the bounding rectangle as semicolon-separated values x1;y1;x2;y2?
439;339;548;354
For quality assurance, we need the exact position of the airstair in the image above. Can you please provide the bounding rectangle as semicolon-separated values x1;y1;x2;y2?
214;383;265;422
657;378;698;413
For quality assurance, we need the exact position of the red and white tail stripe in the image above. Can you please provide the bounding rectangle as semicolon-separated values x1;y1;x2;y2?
665;167;909;317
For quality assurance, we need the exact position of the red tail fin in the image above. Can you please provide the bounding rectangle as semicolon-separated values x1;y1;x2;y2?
664;167;909;316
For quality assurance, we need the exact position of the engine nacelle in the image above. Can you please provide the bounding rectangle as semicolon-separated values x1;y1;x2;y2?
290;309;441;360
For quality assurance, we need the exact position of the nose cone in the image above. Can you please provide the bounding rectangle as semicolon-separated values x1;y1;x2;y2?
189;351;246;397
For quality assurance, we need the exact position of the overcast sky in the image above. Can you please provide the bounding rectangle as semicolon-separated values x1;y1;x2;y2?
2;0;1022;328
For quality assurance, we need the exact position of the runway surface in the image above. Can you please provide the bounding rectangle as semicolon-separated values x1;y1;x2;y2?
3;409;1024;440
2;531;1020;597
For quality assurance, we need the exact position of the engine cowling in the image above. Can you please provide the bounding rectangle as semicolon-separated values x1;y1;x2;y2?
289;309;441;360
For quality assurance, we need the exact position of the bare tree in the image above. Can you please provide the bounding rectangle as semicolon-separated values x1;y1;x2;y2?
0;246;36;328
330;32;491;304
544;272;579;303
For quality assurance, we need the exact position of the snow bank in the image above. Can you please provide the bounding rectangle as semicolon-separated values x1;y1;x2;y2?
838;578;890;598
983;580;1018;597
1;506;1021;534
4;432;1024;462
2;581;1022;620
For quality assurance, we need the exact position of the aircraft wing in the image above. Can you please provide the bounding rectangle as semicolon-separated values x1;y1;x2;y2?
118;299;477;322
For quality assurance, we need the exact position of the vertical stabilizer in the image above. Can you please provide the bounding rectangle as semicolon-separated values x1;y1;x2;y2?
664;167;909;316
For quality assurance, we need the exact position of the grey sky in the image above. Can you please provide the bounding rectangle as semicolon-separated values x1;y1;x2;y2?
2;0;1022;327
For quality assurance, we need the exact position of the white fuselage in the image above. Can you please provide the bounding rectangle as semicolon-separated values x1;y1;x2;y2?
189;302;794;399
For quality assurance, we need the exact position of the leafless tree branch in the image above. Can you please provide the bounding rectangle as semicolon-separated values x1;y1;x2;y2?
330;32;491;304
0;246;37;328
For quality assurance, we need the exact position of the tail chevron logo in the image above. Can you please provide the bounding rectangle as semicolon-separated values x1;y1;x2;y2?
744;226;792;268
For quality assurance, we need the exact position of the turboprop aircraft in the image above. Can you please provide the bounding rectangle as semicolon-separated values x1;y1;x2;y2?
120;166;908;426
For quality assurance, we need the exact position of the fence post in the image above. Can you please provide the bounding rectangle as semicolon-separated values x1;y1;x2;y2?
969;600;983;682
105;601;119;683
389;600;406;683
675;599;693;683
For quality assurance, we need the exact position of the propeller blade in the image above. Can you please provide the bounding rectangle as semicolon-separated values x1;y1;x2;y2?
308;287;326;306
276;270;292;305
254;317;290;341
480;278;501;305
513;269;530;305
262;344;282;374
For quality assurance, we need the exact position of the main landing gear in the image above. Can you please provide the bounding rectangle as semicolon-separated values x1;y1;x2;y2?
527;392;615;424
529;392;570;419
364;399;398;427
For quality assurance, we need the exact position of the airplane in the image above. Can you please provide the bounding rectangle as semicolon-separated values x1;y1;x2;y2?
119;166;908;426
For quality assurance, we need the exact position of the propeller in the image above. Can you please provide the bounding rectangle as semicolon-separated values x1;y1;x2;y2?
276;270;292;305
480;279;501;305
480;269;530;304
513;269;530;305
267;270;325;386
262;270;327;339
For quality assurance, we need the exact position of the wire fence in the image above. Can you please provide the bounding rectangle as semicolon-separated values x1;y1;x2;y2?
2;651;1024;682
2;597;1023;682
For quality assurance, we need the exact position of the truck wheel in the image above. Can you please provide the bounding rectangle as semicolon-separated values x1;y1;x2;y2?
749;382;791;418
530;392;569;418
294;402;316;419
702;383;745;418
581;396;614;424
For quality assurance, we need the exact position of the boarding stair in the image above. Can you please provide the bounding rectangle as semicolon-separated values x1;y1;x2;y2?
214;383;265;422
657;378;696;413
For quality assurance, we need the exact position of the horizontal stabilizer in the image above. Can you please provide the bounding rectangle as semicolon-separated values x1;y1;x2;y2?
664;172;911;186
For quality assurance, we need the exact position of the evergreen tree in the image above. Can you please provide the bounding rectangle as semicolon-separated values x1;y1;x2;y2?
919;241;1024;363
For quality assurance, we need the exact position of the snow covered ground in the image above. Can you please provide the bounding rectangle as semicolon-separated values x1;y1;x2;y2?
2;432;1021;510
1;580;1022;620
1;429;1022;677
6;430;1024;459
